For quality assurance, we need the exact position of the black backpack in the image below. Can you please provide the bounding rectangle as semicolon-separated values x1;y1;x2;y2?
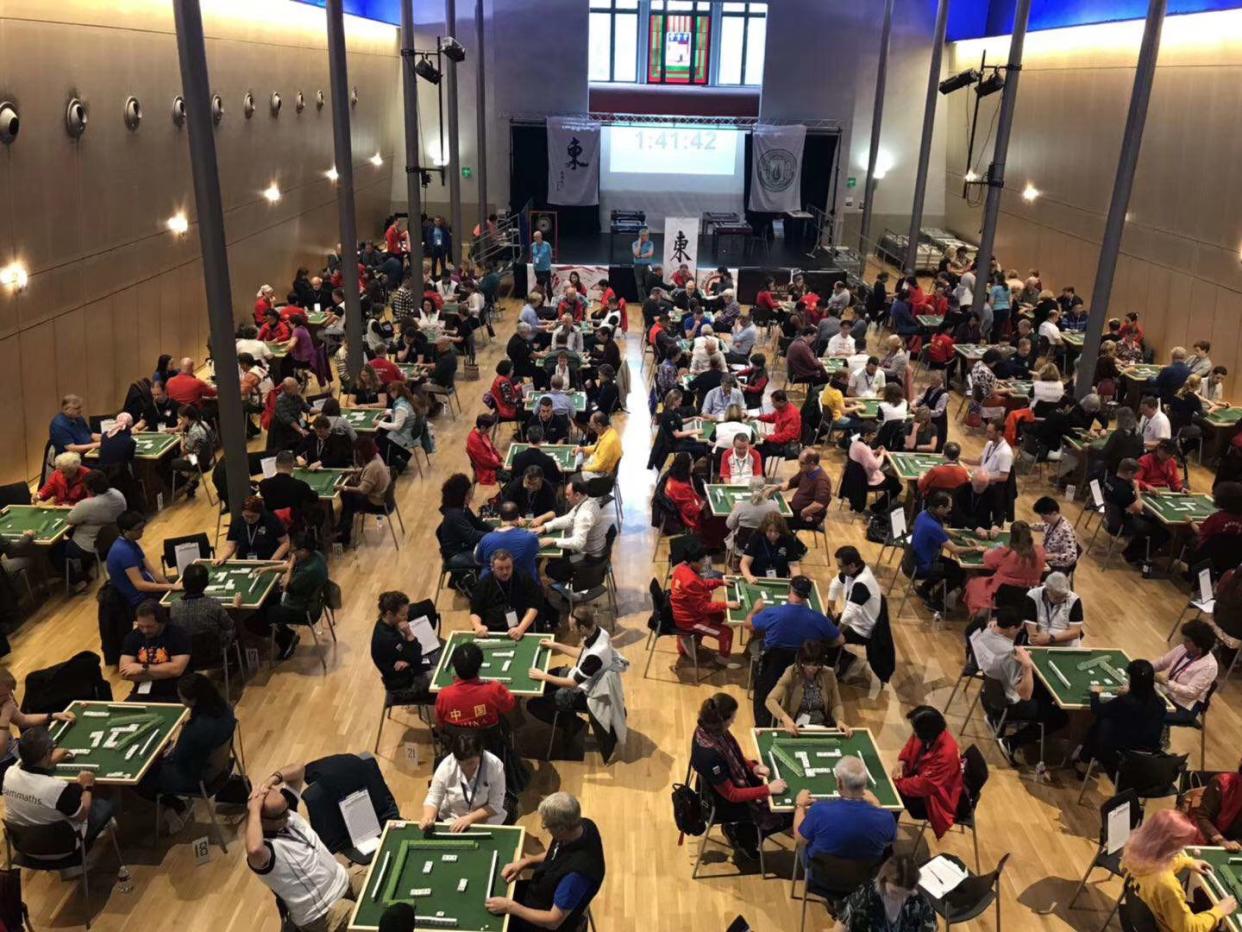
21;651;112;715
0;865;29;931
671;781;706;841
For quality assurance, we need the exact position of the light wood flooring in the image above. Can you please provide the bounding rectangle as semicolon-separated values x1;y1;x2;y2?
3;299;1236;932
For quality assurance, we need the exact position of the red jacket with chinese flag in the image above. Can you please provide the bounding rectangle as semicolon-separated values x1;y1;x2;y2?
895;730;964;838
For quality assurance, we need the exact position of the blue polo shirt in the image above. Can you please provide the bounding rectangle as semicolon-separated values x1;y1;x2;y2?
475;528;541;582
798;798;896;861
751;603;840;652
106;538;154;608
49;413;93;455
911;510;949;574
632;238;654;266
531;241;552;271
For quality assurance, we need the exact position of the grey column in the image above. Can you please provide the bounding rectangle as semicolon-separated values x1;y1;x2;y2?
971;0;1033;311
857;0;895;267
171;0;250;520
905;0;951;276
445;0;464;266
474;0;489;237
1076;0;1166;400
401;0;425;297
326;0;364;380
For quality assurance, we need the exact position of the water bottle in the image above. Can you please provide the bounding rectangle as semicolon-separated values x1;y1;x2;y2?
117;865;133;893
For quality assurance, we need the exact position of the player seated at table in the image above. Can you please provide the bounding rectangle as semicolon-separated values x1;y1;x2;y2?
334;436;392;548
1154;619;1219;726
467;414;507;493
169;404;215;497
1021;572;1084;647
846;421;902;514
1104;457;1172;566
476;503;541;580
419;731;508;831
578;411;621;480
918;441;970;495
249;531;329;662
259;450;319;521
470;550;546;639
120;600;192;701
370;589;434;704
34;451;92;506
245;776;367;932
908;492;979;611
53;470;126;592
828;546;884;648
1072;658;1165;777
969;606;1068;764
485;792;605;932
764;640;850;736
1136;439;1183;492
903;408;939;454
702;374;746;421
963;520;1046;617
533;478;611;565
1187;481;1242;571
653;388;709;464
435;642;518;734
892;706;963;840
1120;809;1238;932
951;472;1004;537
170;562;235;653
690;694;789;860
1190;755;1242;849
2;726;117;856
662;452;706;534
374;381;428;475
711;404;754;452
0;669;78;784
297;415;353;469
725;477;782;550
437;472;491;582
528;608;628;764
782;448;831;531
739;514;806;581
830;852;937;932
670;538;739;667
217;495;291;564
527;396;572;445
134;672;235;833
755;391;803;464
720;431;763;482
502;466;559;527
793;755;896;868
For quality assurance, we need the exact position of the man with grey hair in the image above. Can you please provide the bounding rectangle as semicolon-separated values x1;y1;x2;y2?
486;791;605;931
507;320;540;382
727;313;758;364
792;755;895;863
826;280;852;315
701;374;746;420
1021;571;1084;647
715;289;741;329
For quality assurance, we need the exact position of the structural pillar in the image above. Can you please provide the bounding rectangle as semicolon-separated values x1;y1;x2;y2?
858;0;895;268
444;0;464;266
401;0;425;297
971;0;1033;309
326;0;364;380
474;0;489;240
905;0;951;277
171;0;251;520
1076;0;1166;399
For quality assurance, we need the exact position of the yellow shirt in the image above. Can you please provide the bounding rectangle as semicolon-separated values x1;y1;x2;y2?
1126;854;1229;932
582;427;622;475
818;384;846;422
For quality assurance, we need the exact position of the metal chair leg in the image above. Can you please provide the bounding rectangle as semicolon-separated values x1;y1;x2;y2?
691;814;716;879
374;698;389;753
1076;758;1097;805
200;781;229;853
546;711;561;761
1068;856;1095;909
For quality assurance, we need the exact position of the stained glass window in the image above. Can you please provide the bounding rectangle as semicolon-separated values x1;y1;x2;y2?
647;11;711;85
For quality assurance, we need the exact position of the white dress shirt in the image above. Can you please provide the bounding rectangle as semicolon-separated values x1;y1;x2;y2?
424;751;507;824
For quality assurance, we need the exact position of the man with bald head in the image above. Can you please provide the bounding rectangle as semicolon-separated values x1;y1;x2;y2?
245;777;366;931
165;357;218;409
952;471;1004;538
268;377;310;452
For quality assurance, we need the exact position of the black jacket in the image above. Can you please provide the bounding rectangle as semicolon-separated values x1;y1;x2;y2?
436;506;490;559
298;432;353;469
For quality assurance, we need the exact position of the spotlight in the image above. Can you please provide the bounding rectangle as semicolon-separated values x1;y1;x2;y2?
938;69;980;95
0;263;28;290
1022;183;1040;202
975;71;1006;98
325;166;339;183
166;212;189;235
370;152;383;167
263;182;281;203
963;169;979;183
442;37;466;63
415;58;441;84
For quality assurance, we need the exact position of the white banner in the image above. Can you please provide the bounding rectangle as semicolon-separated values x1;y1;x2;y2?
662;217;700;278
547;117;601;206
749;124;806;213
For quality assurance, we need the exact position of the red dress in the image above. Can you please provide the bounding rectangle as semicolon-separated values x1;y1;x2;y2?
895;731;964;838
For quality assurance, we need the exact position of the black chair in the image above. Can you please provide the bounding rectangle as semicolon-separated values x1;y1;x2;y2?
303;752;401;864
6;816;124;930
643;577;706;683
0;481;31;508
688;768;782;880
154;735;238;853
1114;749;1187;807
1168;681;1217;771
352;467;406;549
190;629;245;703
1068;790;1143;922
924;852;1010;931
944;615;987;718
913;744;989;871
584;474;623;525
791;852;883;931
160;533;214;577
979;675;1045;767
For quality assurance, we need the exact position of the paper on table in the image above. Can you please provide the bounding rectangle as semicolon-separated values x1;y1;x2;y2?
1106;801;1132;854
918;855;969;899
339;789;382;856
407;615;441;658
174;542;202;580
260;457;278;479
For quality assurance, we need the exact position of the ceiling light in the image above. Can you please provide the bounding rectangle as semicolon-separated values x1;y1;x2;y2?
442;37;466;63
1022;183;1040;202
325;166;339;183
975;71;1006;97
964;169;979;183
0;263;28;290
263;182;281;203
370;152;383;167
939;69;980;95
415;58;441;84
166;212;189;235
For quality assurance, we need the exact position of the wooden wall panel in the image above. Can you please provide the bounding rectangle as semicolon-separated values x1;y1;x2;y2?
18;323;57;480
0;337;28;486
53;310;90;408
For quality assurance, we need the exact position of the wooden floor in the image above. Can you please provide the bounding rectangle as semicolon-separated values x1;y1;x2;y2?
5;297;1237;932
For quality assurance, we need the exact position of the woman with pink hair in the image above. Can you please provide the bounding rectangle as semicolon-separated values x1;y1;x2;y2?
1121;809;1237;930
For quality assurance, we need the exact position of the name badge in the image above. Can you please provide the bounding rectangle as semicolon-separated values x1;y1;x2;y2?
505;610;519;630
245;552;258;561
137;680;153;696
766;569;778;579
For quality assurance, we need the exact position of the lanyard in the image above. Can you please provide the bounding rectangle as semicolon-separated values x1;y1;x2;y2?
243;522;260;549
459;761;485;811
1170;652;1196;680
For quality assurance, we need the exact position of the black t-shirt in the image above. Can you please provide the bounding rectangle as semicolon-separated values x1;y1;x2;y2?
743;533;807;577
529;414;570;445
511;446;562;484
227;511;288;560
120;623;192;701
1104;474;1138;513
469;572;543;632
259;473;319;514
502;477;558;519
659;409;685;445
370;620;425;689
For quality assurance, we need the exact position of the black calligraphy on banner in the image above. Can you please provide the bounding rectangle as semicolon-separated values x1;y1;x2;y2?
671;230;690;264
566;136;588;171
